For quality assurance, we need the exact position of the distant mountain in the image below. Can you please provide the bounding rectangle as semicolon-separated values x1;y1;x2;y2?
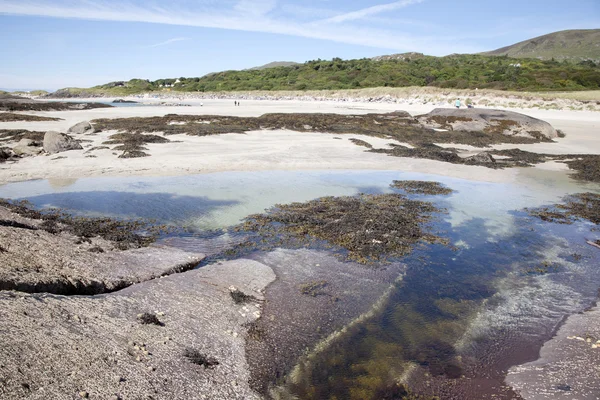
248;61;300;70
371;52;425;62
483;29;600;62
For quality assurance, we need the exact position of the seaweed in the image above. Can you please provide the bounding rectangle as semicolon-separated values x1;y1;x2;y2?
0;129;45;142
91;112;544;147
0;198;164;249
230;289;257;304
0;113;62;122
236;192;447;264
527;192;600;225
349;138;373;149
299;281;329;297
565;155;600;183
390;181;454;195
183;349;219;369
138;312;164;326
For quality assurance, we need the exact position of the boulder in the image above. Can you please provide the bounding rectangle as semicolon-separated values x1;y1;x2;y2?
0;147;13;162
12;139;43;157
67;121;94;135
465;151;496;164
43;131;83;154
417;108;558;140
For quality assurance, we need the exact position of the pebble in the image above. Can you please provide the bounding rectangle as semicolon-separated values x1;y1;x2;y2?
148;366;156;371
232;332;239;338
79;391;89;398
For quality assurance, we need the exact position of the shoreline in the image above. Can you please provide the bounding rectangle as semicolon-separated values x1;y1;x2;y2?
1;98;599;399
1;99;599;186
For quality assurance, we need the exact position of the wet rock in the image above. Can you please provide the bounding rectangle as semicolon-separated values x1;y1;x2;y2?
43;131;83;154
0;204;205;295
12;139;43;156
67;121;94;135
417;108;558;140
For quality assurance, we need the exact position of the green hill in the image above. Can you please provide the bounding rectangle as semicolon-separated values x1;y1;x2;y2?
483;29;600;62
248;61;300;70
50;53;600;97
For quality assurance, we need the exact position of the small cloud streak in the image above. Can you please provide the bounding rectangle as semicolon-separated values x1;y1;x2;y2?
322;0;425;24
143;37;190;48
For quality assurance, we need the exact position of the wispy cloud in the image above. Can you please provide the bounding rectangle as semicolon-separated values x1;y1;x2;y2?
0;0;482;54
143;37;190;48
321;0;425;24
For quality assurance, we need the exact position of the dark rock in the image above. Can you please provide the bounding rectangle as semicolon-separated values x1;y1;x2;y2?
43;131;83;154
113;99;138;104
67;121;94;135
0;147;14;162
465;151;496;164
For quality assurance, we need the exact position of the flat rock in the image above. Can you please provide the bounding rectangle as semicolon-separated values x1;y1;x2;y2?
506;304;600;399
417;108;558;140
43;131;83;154
0;205;204;295
0;258;275;400
67;121;95;135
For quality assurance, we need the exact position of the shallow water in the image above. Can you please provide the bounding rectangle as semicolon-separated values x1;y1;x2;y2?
1;169;599;398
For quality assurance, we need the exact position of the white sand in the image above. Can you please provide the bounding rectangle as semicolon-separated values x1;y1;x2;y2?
0;99;597;185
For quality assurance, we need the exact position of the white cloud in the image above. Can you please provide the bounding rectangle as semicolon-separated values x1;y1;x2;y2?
143;37;190;48
321;0;425;24
0;0;482;55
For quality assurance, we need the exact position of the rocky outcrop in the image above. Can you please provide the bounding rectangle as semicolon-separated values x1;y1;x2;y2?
43;131;83;154
12;138;43;156
0;205;205;295
67;121;95;135
417;108;558;140
465;151;496;164
0;147;14;162
0;258;274;399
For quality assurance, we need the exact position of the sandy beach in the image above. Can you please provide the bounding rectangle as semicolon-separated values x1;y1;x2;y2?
1;98;598;185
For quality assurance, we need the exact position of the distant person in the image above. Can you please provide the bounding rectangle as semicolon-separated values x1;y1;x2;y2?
234;101;237;106
455;99;461;108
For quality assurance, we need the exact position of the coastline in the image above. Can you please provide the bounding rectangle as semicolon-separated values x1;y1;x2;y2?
1;98;598;186
1;97;599;399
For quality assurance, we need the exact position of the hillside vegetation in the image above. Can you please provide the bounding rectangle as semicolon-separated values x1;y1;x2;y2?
483;29;600;62
50;53;600;97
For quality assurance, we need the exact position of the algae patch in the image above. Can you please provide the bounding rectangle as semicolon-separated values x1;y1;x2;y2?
236;192;448;264
527;192;600;225
390;181;454;196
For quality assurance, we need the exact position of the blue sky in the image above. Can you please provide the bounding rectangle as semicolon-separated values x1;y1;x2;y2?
0;0;598;90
